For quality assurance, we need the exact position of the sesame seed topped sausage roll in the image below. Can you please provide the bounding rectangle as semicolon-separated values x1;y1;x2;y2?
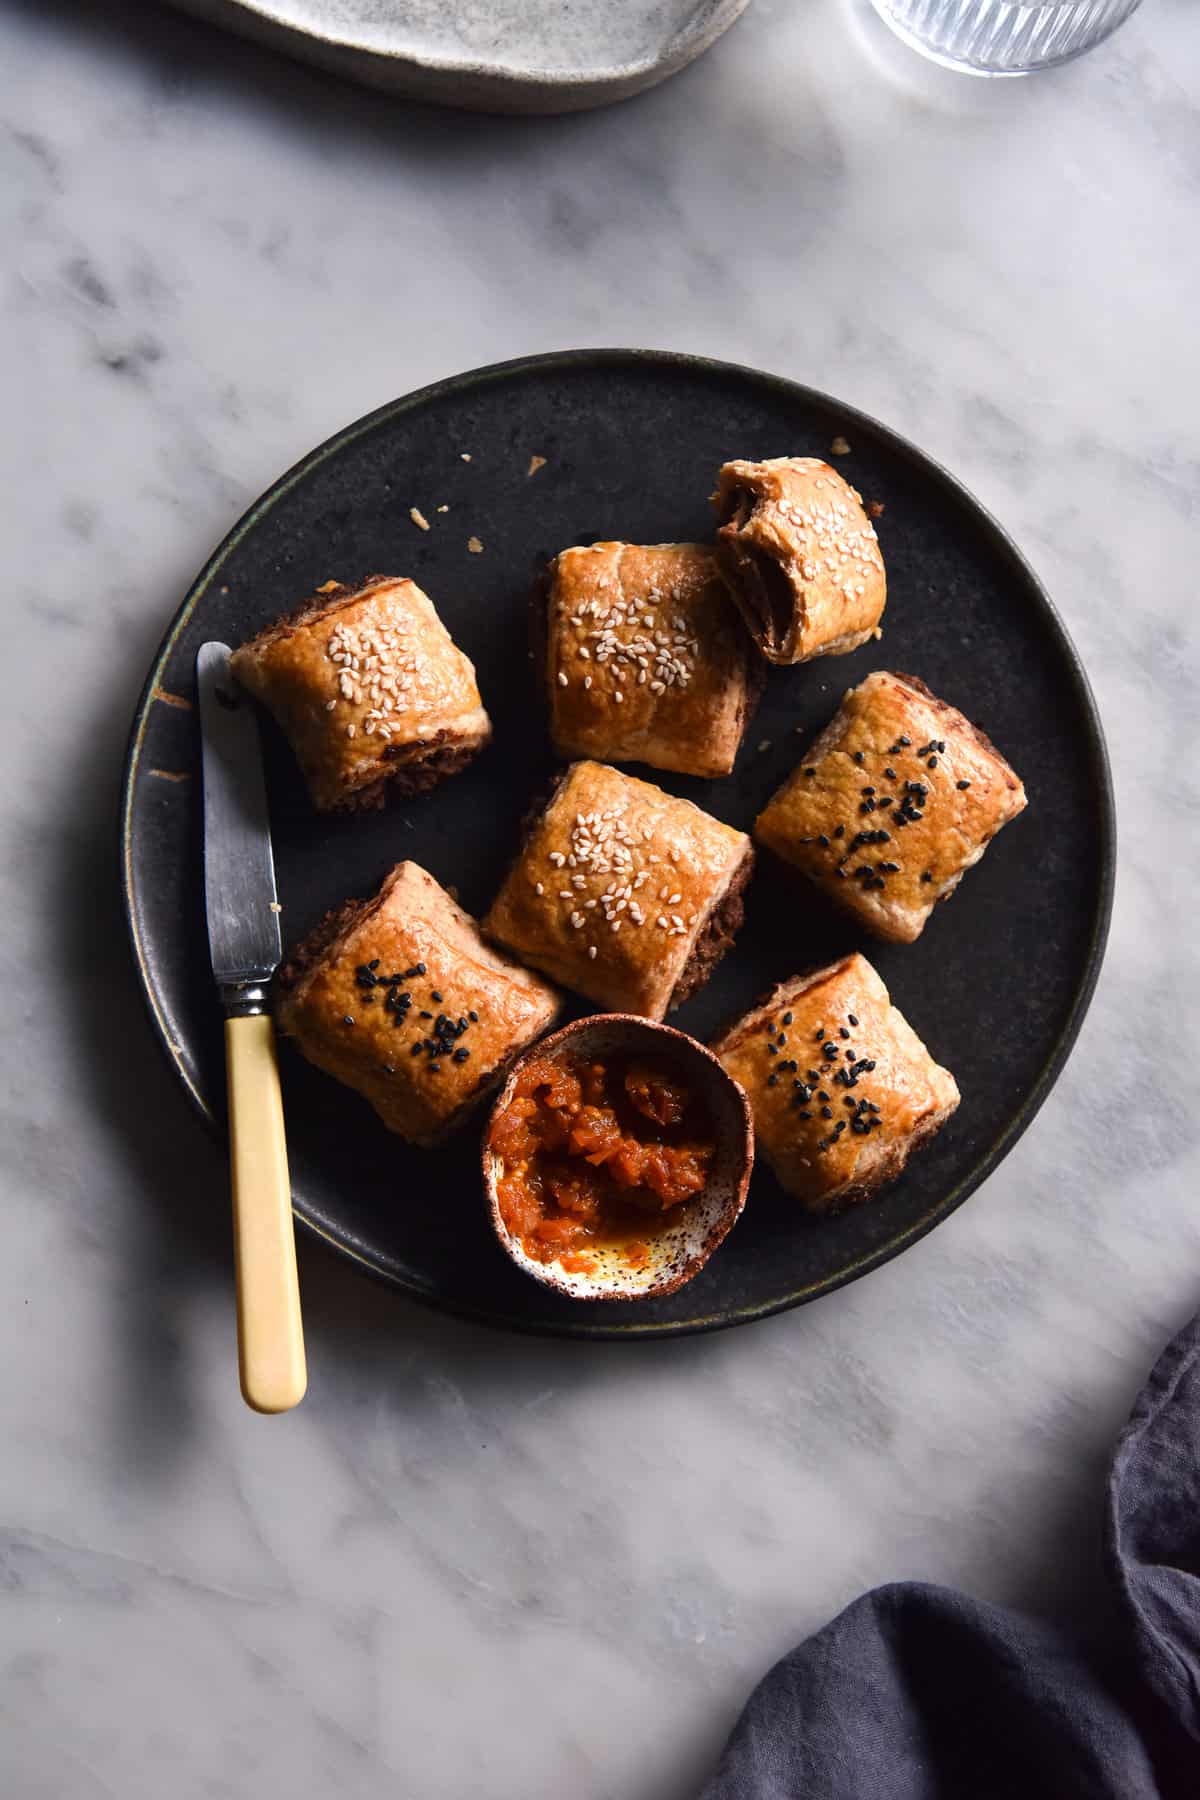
484;760;753;1020
712;954;959;1213
231;576;491;811
755;671;1027;943
540;542;761;779
712;457;886;665
276;861;561;1147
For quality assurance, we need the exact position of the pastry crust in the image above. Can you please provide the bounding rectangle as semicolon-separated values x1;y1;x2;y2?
276;861;560;1147
483;760;753;1020
231;576;491;811
711;954;959;1212
712;457;886;665
755;671;1027;943
542;542;760;778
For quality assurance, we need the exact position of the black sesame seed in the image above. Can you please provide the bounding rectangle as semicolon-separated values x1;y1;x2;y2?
899;735;911;747
469;1010;479;1023
834;824;845;839
368;959;380;970
848;1014;858;1027
420;1009;433;1019
782;1012;793;1026
937;741;946;753
342;1015;354;1026
410;1043;423;1056
818;834;830;848
804;766;817;777
818;1091;830;1102
430;991;443;1003
861;786;876;796
796;1108;813;1121
453;1048;470;1062
884;768;897;781
766;1043;777;1055
957;779;971;790
839;1026;850;1039
823;1042;837;1059
927;756;938;770
767;1074;778;1087
921;870;933;883
853;750;866;765
821;1105;833;1119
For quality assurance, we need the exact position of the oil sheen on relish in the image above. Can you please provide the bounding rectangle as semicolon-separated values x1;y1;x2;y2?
491;1050;715;1273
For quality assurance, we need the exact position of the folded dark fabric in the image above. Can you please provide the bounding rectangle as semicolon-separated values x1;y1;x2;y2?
701;1311;1200;1799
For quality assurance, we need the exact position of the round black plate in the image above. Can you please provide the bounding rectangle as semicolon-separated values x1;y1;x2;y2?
121;350;1114;1338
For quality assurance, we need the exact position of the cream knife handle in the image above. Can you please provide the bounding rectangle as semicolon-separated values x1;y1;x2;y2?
224;1013;307;1414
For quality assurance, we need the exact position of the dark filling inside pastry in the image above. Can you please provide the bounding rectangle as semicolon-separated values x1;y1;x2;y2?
718;488;795;653
668;850;753;1011
276;894;373;996
335;735;481;811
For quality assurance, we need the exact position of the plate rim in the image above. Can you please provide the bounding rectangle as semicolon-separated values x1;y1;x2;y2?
119;346;1117;1340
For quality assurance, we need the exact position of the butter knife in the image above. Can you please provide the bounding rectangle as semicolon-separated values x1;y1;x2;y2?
197;641;307;1414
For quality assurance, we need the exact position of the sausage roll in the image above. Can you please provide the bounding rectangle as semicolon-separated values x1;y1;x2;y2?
276;861;560;1147
539;542;761;778
755;671;1027;943
712;457;886;665
483;760;753;1019
711;953;959;1212
231;576;491;811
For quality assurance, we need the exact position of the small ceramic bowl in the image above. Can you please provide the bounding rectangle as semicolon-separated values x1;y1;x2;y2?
483;1014;754;1302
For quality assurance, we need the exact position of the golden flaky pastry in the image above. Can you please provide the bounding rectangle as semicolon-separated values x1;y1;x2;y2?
712;456;886;665
484;760;753;1020
755;671;1027;943
231;576;490;811
276;862;560;1147
712;954;959;1212
541;542;760;778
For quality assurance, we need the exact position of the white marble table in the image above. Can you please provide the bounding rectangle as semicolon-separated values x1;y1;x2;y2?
4;1;1198;1794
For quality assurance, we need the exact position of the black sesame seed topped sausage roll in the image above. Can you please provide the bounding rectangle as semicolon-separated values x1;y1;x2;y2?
711;954;959;1213
231;576;491;811
539;542;761;779
712;457;886;665
755;671;1027;943
276;861;561;1147
483;760;753;1020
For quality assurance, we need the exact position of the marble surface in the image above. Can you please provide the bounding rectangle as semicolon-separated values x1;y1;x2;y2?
4;1;1198;1794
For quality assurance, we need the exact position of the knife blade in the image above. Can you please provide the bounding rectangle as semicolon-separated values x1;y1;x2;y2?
197;641;281;993
196;641;306;1414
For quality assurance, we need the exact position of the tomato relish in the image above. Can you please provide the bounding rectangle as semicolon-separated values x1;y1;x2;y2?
492;1050;715;1270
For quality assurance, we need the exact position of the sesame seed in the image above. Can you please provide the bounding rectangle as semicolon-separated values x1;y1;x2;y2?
957;779;971;790
848;1014;858;1027
409;506;430;531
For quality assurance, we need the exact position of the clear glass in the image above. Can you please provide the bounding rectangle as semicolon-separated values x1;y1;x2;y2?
868;0;1144;74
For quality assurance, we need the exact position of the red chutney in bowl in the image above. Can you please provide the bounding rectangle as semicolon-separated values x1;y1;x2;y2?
490;1049;716;1273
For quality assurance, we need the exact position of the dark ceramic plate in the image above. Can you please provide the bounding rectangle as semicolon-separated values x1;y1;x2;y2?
121;350;1114;1338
